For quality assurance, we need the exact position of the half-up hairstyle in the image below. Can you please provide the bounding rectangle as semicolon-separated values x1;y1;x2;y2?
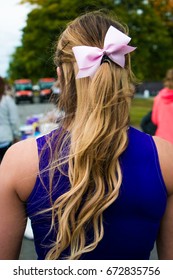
44;10;136;260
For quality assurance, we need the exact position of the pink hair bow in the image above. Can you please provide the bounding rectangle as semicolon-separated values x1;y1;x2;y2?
72;25;136;79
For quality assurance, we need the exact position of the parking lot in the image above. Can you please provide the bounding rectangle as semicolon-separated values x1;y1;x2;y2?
17;97;55;125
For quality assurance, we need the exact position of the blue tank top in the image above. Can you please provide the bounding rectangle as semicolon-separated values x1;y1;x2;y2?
26;126;167;260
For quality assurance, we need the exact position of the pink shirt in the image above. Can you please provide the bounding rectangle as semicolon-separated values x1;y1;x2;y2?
152;87;173;143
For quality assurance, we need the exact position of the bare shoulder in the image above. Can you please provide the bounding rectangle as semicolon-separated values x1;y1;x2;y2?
0;137;38;201
153;136;173;259
153;136;173;195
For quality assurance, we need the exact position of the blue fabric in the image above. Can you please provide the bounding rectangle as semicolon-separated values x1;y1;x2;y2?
26;126;167;260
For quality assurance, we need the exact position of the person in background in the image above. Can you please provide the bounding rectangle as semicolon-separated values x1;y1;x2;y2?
0;11;173;260
0;77;21;162
5;83;15;97
152;68;173;143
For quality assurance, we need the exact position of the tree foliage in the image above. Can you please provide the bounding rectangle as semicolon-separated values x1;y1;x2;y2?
113;0;173;80
149;0;173;37
8;0;173;82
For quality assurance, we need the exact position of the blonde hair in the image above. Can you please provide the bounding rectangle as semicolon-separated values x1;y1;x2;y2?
44;11;136;260
164;68;173;89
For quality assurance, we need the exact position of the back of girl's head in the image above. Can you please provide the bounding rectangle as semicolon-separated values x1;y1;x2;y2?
54;11;135;127
164;68;173;89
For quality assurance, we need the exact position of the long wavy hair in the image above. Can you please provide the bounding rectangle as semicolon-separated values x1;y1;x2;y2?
43;11;136;260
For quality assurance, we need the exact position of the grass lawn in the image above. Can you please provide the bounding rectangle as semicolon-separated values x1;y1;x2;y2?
130;96;154;128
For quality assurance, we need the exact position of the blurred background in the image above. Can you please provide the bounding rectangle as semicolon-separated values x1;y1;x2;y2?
1;0;173;127
2;0;173;86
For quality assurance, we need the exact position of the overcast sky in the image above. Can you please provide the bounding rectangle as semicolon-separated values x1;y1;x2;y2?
0;1;32;77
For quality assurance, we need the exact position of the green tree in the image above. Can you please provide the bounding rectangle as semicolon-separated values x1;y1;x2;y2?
9;0;115;82
149;0;173;39
112;0;173;80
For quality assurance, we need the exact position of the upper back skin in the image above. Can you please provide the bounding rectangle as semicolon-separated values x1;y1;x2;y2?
153;135;173;196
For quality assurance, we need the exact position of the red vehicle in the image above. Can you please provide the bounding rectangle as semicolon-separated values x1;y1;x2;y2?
38;78;56;102
14;79;33;104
